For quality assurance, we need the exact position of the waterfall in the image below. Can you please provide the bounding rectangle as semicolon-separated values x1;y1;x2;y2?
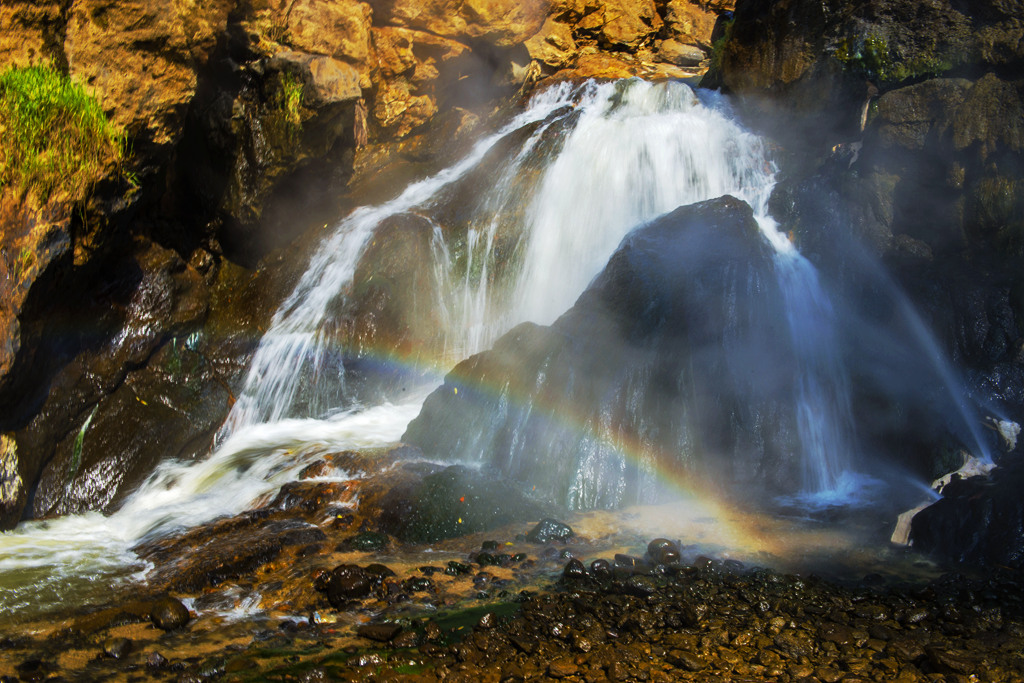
0;78;884;618
222;77;859;496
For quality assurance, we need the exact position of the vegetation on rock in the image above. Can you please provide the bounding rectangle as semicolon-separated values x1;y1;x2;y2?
0;64;126;203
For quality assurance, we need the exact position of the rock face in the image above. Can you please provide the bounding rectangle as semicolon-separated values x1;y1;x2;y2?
404;196;804;508
716;0;1024;562
714;0;1024;148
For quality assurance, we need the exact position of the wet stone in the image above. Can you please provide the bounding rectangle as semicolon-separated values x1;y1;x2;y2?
564;558;589;580
357;623;402;642
103;637;132;659
446;561;472;575
526;518;574;543
146;651;168;668
647;538;680;565
150;597;191;630
591;558;613;578
549;656;578;678
347;531;389;552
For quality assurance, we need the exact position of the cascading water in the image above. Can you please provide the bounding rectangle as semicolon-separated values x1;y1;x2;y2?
2;77;980;619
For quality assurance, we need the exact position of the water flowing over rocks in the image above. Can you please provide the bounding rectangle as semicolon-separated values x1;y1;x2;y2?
405;196;809;507
0;0;734;529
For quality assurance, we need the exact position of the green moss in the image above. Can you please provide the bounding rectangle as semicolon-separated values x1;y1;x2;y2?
271;71;305;145
834;33;956;84
708;18;735;77
0;64;126;203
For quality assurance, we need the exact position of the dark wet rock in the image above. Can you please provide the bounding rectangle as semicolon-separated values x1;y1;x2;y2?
337;213;448;400
647;538;681;565
357;623;402;642
477;612;498;629
364;563;396;579
374;463;546;543
445;561;472;576
563;558;588;580
590;559;613;579
102;637;132;659
911;458;1024;567
348;532;387;552
528;519;575;544
146;651;168;668
323;565;376;606
150;597;191;631
138;517;327;592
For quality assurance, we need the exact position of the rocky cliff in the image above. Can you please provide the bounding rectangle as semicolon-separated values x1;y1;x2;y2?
709;0;1024;563
0;0;734;528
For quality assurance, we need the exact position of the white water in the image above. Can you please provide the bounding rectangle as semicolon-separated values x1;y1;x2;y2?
1;79;869;618
0;398;421;618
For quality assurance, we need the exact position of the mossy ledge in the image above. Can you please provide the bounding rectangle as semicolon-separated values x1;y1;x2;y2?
0;64;127;205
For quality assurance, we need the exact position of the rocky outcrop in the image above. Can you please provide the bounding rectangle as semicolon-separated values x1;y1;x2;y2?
713;0;1024;148
912;456;1024;567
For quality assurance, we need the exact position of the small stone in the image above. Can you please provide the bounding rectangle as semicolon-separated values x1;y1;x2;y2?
647;538;681;565
549;656;578;678
357;623;402;642
392;630;420;648
526;518;574;543
590;558;613;578
667;650;707;671
150;597;191;630
563;558;588;580
477;612;497;629
445;561;472;575
103;637;132;659
146;651;168;668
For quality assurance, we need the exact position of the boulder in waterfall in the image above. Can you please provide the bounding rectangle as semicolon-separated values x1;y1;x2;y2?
404;195;803;508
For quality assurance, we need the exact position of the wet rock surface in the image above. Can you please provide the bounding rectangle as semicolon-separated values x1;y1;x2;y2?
5;517;1024;682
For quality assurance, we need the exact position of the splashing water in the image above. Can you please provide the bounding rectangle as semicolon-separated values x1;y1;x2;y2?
0;398;422;619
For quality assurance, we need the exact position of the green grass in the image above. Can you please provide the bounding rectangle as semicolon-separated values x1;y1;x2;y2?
0;64;126;204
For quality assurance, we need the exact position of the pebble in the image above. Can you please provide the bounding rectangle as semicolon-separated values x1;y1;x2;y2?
150;597;190;630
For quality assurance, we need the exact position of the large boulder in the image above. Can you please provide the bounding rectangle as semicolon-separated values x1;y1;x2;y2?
404;196;804;508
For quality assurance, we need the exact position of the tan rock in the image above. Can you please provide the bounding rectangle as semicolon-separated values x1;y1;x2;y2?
0;433;24;530
658;38;705;66
525;17;578;68
551;52;695;81
373;78;438;138
270;50;363;105
64;0;232;145
578;0;662;50
372;27;469;80
287;0;373;65
663;0;719;48
0;1;64;67
382;0;549;47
